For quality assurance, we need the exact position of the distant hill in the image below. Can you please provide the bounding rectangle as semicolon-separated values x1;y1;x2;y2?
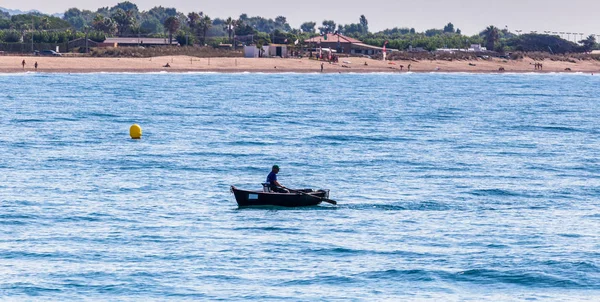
0;7;62;18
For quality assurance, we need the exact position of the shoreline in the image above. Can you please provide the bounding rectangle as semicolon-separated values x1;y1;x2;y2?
1;55;599;74
1;69;596;75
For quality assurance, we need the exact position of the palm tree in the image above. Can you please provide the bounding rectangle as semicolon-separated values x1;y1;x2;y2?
93;15;117;35
199;15;212;45
483;25;499;51
164;16;180;44
223;17;235;44
187;12;200;31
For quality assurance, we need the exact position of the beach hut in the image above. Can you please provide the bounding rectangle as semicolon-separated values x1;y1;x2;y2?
264;44;288;58
244;44;288;58
244;45;260;58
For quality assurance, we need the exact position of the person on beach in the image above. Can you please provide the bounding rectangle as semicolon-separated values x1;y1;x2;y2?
266;165;289;193
21;60;26;69
163;63;171;67
34;62;38;71
321;63;324;72
408;64;411;71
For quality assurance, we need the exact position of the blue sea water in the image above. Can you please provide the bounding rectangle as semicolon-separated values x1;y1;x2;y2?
1;72;600;300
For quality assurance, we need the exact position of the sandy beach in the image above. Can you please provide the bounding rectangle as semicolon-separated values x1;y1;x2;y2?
1;55;599;73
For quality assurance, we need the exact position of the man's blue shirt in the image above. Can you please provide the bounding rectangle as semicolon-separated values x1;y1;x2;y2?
266;171;277;184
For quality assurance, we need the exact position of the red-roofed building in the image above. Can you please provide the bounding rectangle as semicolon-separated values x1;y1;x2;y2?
304;34;386;56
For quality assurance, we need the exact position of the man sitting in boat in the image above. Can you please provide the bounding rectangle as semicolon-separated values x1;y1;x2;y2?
266;165;289;193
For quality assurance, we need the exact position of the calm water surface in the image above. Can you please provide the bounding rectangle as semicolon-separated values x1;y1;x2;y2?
1;72;599;300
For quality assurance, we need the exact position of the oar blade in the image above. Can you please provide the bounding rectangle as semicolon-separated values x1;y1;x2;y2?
322;198;337;205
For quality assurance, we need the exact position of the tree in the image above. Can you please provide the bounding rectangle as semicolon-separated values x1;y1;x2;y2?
339;23;364;36
92;14;117;34
425;28;443;37
176;30;195;45
579;35;597;52
109;1;138;14
164;16;180;44
147;6;178;24
198;15;212;45
319;20;336;34
506;33;578;54
2;30;21;42
111;8;136;36
0;10;10;20
274;16;291;32
187;12;200;31
300;21;316;33
62;8;94;29
223;17;236;43
140;17;163;34
234;20;255;36
443;22;455;33
359;15;368;33
482;25;499;51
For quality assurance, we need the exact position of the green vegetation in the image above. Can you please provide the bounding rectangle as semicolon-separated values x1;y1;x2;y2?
0;1;598;55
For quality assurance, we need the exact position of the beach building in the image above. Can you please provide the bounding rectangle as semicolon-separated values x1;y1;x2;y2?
470;44;485;52
304;33;386;55
244;44;289;58
101;37;179;47
67;38;99;50
244;45;261;58
263;44;288;57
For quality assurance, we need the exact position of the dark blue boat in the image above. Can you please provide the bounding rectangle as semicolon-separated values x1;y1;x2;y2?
230;185;334;207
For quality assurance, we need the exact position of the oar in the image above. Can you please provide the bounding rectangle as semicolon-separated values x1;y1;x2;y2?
288;189;337;205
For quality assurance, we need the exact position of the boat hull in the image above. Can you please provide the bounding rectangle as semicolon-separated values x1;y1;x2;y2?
231;186;329;207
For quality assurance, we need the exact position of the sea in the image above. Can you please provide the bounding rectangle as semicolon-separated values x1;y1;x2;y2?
1;72;599;301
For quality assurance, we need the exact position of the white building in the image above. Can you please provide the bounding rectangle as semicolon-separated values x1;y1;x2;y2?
244;44;288;58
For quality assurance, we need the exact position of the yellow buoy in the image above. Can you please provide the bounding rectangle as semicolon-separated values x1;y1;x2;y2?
130;124;142;139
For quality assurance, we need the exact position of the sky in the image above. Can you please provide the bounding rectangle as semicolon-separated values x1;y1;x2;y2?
2;0;600;36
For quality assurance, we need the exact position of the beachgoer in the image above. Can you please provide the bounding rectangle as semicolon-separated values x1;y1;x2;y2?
34;62;38;70
163;63;171;67
21;60;26;69
408;64;411;71
400;65;403;71
321;63;324;72
266;165;289;193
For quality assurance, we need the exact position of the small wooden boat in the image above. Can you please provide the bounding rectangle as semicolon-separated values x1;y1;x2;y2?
231;185;333;207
